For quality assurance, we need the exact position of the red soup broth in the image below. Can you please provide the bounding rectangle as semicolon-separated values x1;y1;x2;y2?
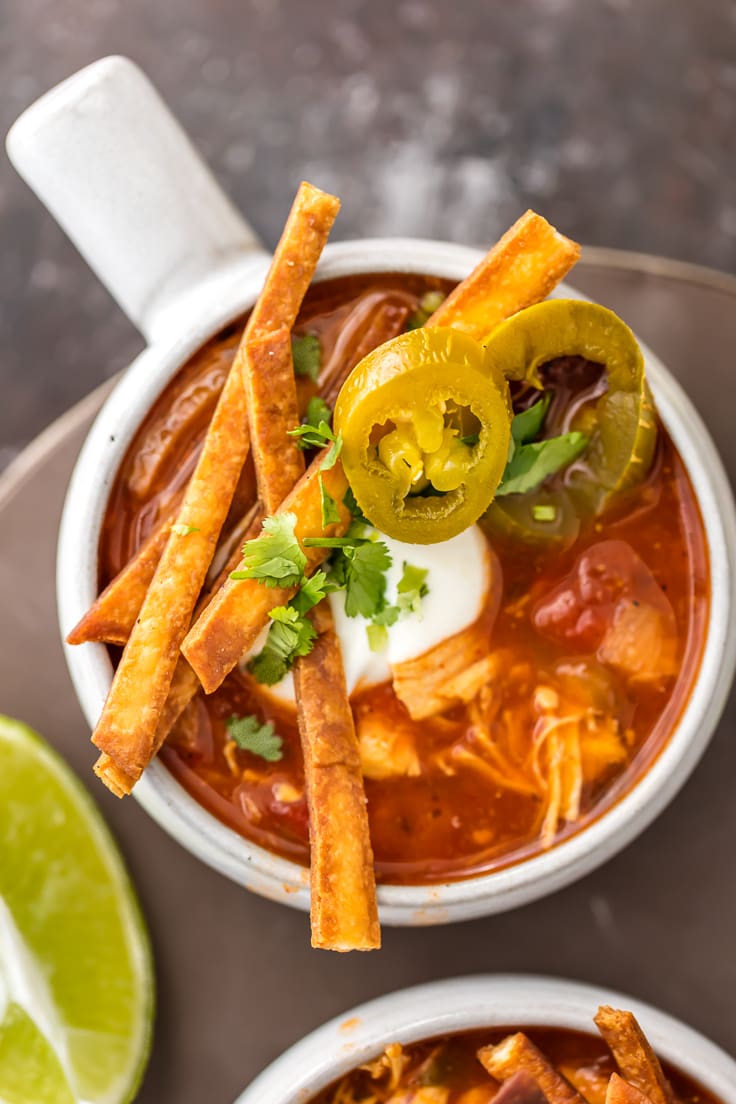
99;273;710;885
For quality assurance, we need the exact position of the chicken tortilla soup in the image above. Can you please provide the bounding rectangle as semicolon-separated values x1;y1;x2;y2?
312;1005;718;1104
69;189;709;951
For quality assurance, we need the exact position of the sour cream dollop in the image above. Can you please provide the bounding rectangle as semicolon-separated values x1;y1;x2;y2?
249;524;492;704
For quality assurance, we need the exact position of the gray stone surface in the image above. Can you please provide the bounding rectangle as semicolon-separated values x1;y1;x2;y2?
1;0;735;466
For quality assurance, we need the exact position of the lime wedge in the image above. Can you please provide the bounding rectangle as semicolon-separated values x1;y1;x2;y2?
0;716;153;1103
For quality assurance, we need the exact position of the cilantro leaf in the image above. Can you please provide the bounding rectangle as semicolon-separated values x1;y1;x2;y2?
496;432;588;497
406;289;447;331
343;486;366;521
171;523;200;536
247;603;318;686
287;418;343;470
459;433;479;447
226;715;283;761
342;540;392;619
319;475;341;527
511;394;551;444
366;623;389;652
306;395;332;428
321;433;343;470
230;512;307;587
287;419;334;449
290;569;336;614
396;561;429;616
291;333;322;381
247;648;290;687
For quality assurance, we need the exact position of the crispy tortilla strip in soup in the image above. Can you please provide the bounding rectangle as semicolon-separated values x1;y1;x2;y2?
241;181;339;511
478;1034;586;1104
242;327;305;511
183;213;580;692
95;658;202;795
594;1008;674;1104
428;210;580;338
91;182;339;788
182;454;351;693
96;506;263;794
92;353;251;783
67;512;176;645
606;1074;655;1104
68;463;257;645
293;602;380;952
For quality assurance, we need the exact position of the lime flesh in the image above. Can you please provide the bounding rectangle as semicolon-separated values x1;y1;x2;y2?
0;716;153;1103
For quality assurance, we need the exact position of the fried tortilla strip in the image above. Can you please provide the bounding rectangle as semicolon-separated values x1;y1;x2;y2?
242;327;305;512
68;463;257;646
94;659;201;795
182;454;350;693
478;1034;585;1104
91;358;251;783
594;1008;673;1104
67;514;176;646
241;181;339;511
246;181;340;341
93;506;263;795
606;1074;655;1104
293;601;379;951
428;210;580;340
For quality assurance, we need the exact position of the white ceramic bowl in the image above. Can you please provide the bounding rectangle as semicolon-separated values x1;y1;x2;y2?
9;57;736;925
235;975;736;1103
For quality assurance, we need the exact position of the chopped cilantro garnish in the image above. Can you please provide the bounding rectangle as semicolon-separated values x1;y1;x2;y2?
287;418;343;471
171;523;200;536
248;604;317;686
319;476;341;528
303;536;356;548
532;503;558;522
306;395;332;429
343;485;366;521
369;561;429;632
497;432;588;497
459;433;480;447
511;395;551;444
396;562;429;616
340;540;392;619
495;393;587;497
291;333;322;381
406;289;447;330
290;569;335;614
226;715;283;761
321;433;343;471
366;622;389;653
230;512;306;587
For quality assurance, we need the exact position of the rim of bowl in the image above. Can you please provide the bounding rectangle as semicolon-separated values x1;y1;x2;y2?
57;238;736;924
235;973;736;1103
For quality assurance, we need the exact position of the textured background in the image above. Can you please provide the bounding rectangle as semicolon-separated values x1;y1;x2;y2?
1;0;735;466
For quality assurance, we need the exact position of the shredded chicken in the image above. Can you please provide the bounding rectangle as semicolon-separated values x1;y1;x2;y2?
357;713;421;781
598;602;677;686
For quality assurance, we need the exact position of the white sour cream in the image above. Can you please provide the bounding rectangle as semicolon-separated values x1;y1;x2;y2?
249;524;492;704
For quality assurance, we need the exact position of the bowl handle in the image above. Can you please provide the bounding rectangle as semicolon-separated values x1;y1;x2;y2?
6;55;267;342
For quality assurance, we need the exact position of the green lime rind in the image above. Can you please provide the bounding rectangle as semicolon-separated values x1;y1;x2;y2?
0;715;154;1104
